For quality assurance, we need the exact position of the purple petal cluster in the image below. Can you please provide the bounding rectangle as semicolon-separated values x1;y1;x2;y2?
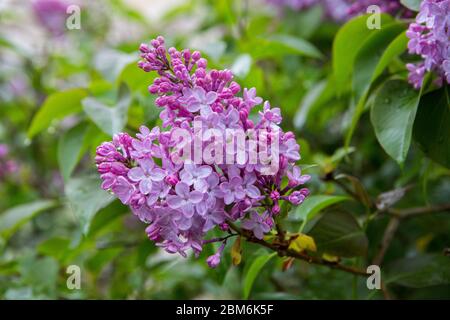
96;36;311;264
267;0;412;21
406;0;450;89
32;0;69;37
0;144;19;182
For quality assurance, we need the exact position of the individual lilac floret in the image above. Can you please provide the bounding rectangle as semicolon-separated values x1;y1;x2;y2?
242;211;272;240
206;242;226;268
406;0;450;89
96;36;310;266
167;182;204;217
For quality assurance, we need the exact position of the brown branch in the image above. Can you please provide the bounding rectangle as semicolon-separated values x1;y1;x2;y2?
372;216;400;266
388;203;450;219
227;221;368;277
374;203;450;266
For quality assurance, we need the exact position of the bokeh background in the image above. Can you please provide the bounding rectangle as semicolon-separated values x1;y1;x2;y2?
0;0;449;299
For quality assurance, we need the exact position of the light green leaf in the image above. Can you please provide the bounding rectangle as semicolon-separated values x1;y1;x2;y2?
244;34;323;60
413;87;450;168
65;175;115;234
19;255;58;297
231;54;252;78
400;0;422;11
294;79;330;130
58;123;88;181
295;195;351;232
27;88;87;138
371;80;421;166
118;61;154;94
333;14;393;94
308;211;368;257
94;49;136;82
0;200;57;240
243;252;277;299
83;85;131;136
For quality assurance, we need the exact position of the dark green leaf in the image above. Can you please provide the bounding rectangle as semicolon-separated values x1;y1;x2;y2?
413;87;450;168
346;23;406;148
333;14;393;93
308;211;368;257
371;80;421;165
387;254;450;288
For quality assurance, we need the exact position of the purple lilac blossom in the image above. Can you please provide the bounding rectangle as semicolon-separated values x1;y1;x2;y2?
96;36;310;265
406;0;450;89
0;144;20;182
32;0;69;37
267;0;412;21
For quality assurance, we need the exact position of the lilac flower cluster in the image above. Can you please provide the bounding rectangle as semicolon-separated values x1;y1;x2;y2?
267;0;411;21
406;0;450;89
96;36;310;267
0;144;19;182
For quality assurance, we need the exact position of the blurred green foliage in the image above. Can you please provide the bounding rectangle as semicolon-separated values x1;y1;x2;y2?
0;0;449;300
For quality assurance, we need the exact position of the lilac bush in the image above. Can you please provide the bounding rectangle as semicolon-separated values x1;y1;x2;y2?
406;0;450;89
96;36;311;266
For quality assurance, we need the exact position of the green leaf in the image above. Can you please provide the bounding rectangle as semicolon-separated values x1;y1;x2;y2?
294;79;332;130
353;24;406;102
27;88;87;138
82;85;131;136
400;0;422;11
65;175;115;234
243;252;276;299
413;87;450;168
231;54;252;78
346;23;406;148
371;80;421;165
0;200;57;240
387;254;450;288
86;248;123;274
308;211;368;257
372;32;408;80
58;123;88;181
37;237;71;261
118;62;154;94
94;49;136;82
294;195;351;232
243;34;323;60
333;14;393;94
19;255;58;297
